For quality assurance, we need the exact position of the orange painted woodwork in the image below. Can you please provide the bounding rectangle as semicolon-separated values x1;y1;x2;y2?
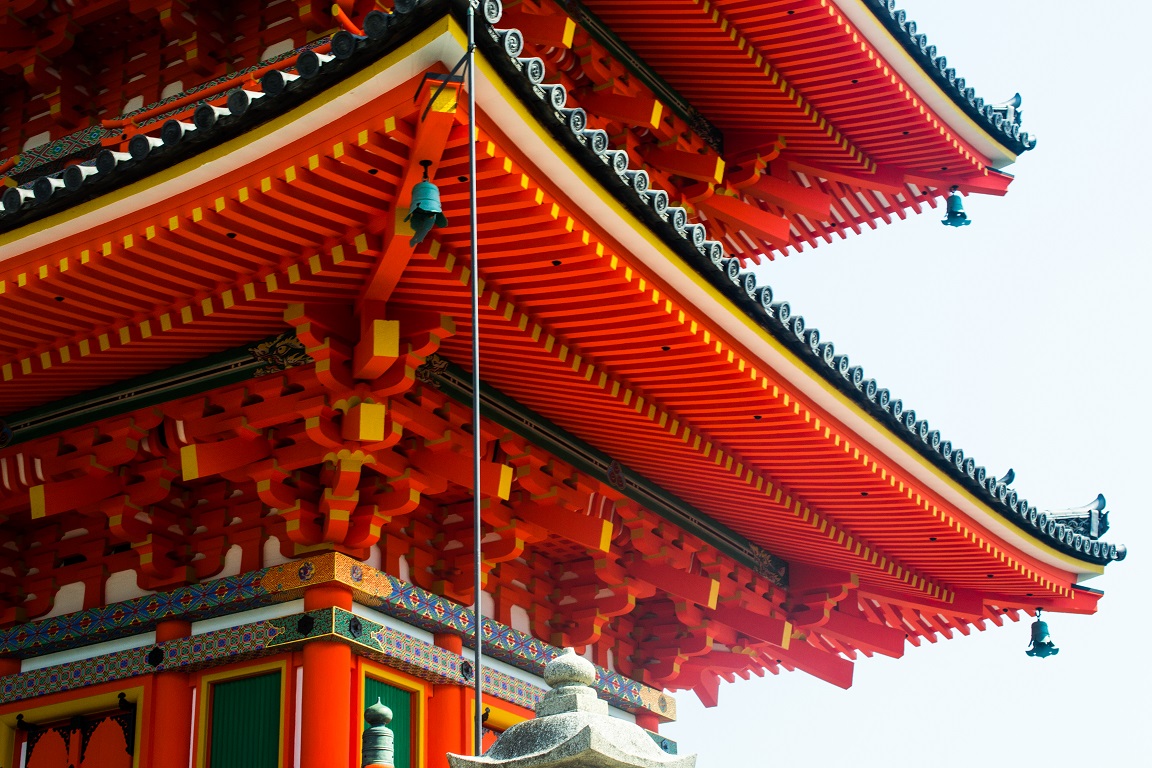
150;620;193;768
0;0;1103;725
575;90;663;130
26;730;70;768
428;683;468;768
638;146;725;184
737;172;834;221
305;583;355;612
500;6;576;48
302;641;354;768
696;194;792;247
79;720;132;768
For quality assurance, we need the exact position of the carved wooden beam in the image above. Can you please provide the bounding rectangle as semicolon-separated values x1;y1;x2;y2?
696;192;791;248
362;77;462;303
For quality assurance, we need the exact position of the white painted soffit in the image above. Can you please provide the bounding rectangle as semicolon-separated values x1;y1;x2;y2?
1;18;1088;582
836;0;1019;169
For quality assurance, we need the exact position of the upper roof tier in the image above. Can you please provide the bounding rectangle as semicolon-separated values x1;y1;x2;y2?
574;0;1032;170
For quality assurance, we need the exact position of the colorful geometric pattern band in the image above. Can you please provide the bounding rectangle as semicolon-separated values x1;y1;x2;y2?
0;553;674;718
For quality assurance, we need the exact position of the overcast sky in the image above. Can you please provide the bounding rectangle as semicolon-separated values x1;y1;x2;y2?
663;2;1151;765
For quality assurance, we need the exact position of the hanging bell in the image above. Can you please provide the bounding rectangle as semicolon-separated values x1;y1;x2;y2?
941;185;971;227
1025;608;1059;658
404;160;448;246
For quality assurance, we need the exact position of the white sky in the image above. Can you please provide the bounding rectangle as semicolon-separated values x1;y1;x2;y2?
663;2;1152;765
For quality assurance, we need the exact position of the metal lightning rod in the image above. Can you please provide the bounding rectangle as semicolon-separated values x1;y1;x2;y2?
467;0;484;757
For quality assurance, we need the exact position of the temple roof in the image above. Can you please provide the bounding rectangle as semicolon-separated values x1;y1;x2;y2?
0;7;1124;698
859;0;1033;155
0;3;1124;570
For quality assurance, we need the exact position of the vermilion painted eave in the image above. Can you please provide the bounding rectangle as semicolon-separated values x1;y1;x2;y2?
582;0;1010;175
459;21;1098;588
0;18;1097;596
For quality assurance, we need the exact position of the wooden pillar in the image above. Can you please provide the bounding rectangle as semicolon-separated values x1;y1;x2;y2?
301;584;354;768
634;712;659;733
426;634;467;768
150;620;192;768
0;660;16;768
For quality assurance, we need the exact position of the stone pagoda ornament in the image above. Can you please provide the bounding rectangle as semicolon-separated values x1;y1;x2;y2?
362;698;396;768
447;649;695;768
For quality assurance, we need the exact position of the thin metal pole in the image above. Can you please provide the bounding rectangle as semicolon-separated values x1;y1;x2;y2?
466;0;483;757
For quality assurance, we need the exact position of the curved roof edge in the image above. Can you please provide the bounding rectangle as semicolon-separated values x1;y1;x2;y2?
845;0;1035;167
0;3;1120;574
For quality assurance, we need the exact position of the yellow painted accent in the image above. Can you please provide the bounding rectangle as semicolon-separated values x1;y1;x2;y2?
430;83;459;114
29;484;46;518
0;686;145;760
181;444;200;481
360;662;428;768
332;243;346;263
366;318;400;360
350;402;388;441
497;464;514;499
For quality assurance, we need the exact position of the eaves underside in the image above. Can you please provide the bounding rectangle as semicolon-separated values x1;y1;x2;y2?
0;17;1105;613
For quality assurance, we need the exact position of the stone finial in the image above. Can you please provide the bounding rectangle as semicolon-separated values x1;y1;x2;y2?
543;648;596;688
362;698;395;768
446;648;695;768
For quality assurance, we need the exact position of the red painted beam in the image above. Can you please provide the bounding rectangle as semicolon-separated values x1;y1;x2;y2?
817;610;906;658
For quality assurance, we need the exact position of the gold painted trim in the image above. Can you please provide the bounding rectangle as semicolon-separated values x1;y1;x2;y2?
195;659;288;768
360;661;429;768
0;686;145;768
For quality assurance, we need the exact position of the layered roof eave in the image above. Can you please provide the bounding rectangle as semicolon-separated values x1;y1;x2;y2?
839;0;1020;169
0;11;1109;580
450;25;1101;579
0;18;462;267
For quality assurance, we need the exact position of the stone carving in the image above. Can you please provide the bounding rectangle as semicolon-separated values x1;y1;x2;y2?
362;698;395;768
447;648;695;768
